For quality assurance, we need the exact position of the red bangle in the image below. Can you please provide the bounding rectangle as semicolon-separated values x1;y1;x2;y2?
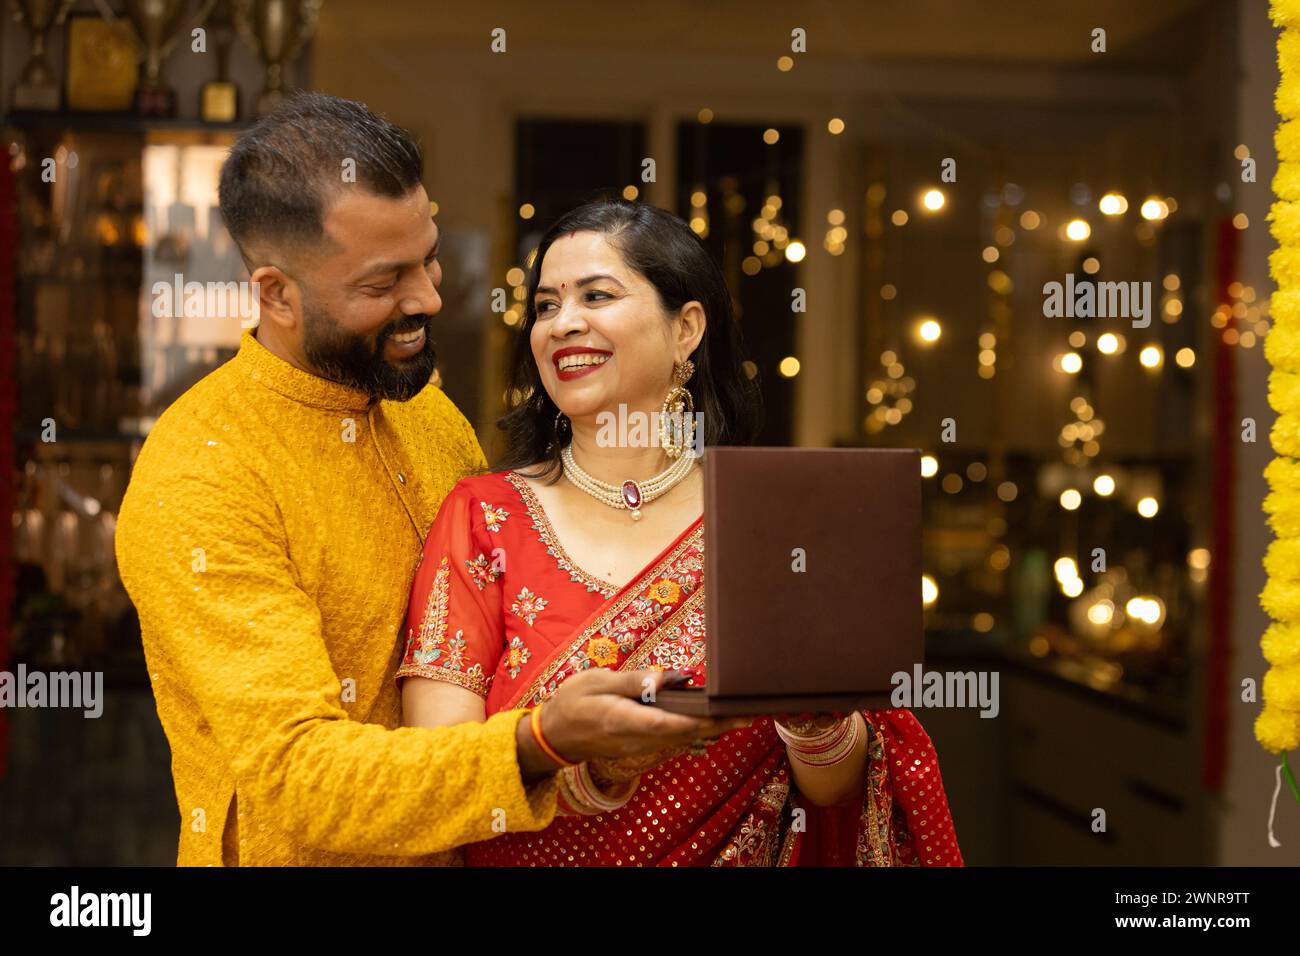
529;704;576;768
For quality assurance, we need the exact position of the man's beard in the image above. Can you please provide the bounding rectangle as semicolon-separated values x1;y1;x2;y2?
301;302;437;402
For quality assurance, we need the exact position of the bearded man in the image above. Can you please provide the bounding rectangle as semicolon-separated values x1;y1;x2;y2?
115;93;733;866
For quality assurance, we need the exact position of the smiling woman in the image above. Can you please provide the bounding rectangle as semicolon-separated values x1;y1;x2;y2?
398;197;964;866
498;199;761;479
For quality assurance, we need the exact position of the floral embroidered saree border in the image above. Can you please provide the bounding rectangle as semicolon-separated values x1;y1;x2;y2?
621;587;706;672
505;523;706;710
394;661;491;698
857;715;894;866
712;773;791;866
503;472;620;598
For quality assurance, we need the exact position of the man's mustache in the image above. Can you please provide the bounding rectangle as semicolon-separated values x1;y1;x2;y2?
380;314;433;339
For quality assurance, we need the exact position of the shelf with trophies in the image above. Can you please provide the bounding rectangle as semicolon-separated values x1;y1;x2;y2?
0;0;321;864
2;0;321;687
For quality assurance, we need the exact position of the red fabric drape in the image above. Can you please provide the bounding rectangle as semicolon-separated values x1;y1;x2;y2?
1203;217;1239;792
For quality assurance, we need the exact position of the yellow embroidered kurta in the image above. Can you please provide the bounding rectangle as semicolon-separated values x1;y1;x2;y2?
115;328;558;866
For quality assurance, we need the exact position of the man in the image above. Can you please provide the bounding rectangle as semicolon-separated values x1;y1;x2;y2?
116;93;734;866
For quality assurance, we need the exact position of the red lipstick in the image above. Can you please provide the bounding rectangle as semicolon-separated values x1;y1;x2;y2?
553;346;612;382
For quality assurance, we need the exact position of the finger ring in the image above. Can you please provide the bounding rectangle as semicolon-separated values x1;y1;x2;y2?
688;738;708;756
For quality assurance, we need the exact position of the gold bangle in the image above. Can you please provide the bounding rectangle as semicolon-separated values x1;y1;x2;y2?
784;714;862;768
774;714;850;748
561;763;639;814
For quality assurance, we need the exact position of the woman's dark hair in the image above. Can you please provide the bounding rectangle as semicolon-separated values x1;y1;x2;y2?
497;198;762;479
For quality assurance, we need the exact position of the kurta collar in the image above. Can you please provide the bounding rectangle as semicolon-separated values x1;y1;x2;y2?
235;327;376;412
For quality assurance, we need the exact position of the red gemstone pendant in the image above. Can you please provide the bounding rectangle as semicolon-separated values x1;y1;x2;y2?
621;480;642;509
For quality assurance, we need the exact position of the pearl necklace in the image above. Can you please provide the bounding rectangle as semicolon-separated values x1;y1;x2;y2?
560;444;696;521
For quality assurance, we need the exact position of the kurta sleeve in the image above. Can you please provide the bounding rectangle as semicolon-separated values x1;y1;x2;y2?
398;484;505;698
115;453;557;859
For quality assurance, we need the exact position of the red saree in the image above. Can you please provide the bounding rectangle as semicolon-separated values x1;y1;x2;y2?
398;470;963;866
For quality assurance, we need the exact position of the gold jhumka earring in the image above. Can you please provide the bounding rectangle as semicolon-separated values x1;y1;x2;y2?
659;359;696;458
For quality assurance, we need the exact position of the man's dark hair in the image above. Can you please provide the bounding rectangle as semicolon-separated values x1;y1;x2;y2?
218;91;423;263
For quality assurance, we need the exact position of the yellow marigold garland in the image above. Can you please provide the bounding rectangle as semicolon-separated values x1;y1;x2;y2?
1276;161;1300;200
1262;1;1300;767
1263;620;1300;666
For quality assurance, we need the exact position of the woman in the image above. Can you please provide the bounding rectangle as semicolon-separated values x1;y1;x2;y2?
398;198;962;866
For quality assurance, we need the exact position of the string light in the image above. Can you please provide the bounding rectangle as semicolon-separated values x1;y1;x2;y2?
922;576;938;606
689;185;709;238
978;330;998;378
827;173;1189;645
1059;396;1104;465
502;263;531;326
864;351;915;433
748;189;794;270
1140;197;1169;221
1055;557;1080;581
1098;192;1128;215
824;208;847;255
1215;282;1270;346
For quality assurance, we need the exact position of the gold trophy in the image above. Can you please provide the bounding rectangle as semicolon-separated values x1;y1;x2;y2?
233;0;322;116
199;0;239;122
11;0;76;110
114;0;217;116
